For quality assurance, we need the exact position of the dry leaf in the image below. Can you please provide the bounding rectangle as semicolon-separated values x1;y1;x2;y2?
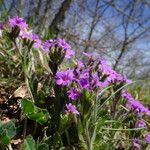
11;84;28;98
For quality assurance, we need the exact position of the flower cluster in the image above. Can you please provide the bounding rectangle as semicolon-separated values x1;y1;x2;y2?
8;16;42;49
56;53;131;91
19;30;41;48
121;90;150;116
55;52;134;115
43;38;75;59
55;51;150;148
121;90;150;148
6;16;74;58
132;133;150;150
99;58;131;84
9;16;28;29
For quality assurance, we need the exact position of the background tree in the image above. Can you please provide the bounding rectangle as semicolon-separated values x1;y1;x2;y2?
0;0;150;81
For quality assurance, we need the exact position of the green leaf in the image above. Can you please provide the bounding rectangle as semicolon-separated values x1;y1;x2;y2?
30;74;38;100
0;120;16;145
22;98;35;114
22;135;36;150
3;121;16;138
37;143;49;150
28;111;48;124
21;99;49;124
0;133;10;145
81;90;92;116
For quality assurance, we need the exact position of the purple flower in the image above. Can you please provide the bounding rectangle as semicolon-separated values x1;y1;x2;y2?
79;78;90;89
83;52;99;59
121;90;135;101
43;39;54;52
136;120;146;128
33;40;41;48
97;81;108;87
65;49;75;59
133;138;141;149
57;39;71;50
91;73;101;88
145;133;150;143
67;88;82;100
77;60;84;68
99;58;131;84
42;38;75;58
32;33;41;48
66;103;80;115
57;39;75;59
9;16;28;28
55;70;74;86
74;68;90;86
126;100;150;116
19;29;31;38
79;68;90;78
75;68;106;90
19;30;42;48
121;90;150;117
